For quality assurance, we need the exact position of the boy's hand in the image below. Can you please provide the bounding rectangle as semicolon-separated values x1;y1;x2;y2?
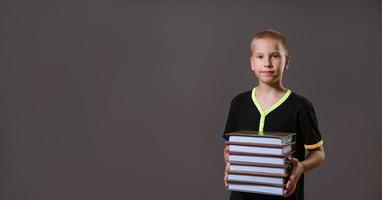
224;161;230;188
284;156;304;197
224;145;229;188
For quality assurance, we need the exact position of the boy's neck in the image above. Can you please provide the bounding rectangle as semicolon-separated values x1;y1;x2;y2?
256;82;287;94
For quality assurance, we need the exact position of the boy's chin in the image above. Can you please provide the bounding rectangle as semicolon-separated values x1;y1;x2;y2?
258;78;279;85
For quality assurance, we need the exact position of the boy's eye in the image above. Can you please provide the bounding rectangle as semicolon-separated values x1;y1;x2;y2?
273;54;280;58
256;56;263;59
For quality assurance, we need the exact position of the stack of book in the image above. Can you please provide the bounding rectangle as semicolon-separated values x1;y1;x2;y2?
225;130;296;196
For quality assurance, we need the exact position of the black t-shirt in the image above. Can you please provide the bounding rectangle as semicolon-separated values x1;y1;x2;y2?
222;88;323;200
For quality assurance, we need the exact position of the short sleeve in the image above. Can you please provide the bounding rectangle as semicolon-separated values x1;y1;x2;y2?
221;96;240;143
299;99;324;150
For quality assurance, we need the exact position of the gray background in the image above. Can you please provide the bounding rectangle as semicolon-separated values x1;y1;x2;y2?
0;0;381;200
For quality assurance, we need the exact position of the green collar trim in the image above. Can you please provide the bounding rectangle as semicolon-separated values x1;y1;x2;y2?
251;87;292;134
251;87;292;115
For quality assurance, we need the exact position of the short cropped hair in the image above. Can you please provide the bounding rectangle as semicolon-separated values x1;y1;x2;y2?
250;29;289;55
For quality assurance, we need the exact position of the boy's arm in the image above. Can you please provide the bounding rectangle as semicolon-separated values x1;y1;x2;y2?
301;145;326;172
284;145;325;197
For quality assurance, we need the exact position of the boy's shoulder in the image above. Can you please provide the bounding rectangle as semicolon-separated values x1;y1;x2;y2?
290;91;316;110
230;89;252;104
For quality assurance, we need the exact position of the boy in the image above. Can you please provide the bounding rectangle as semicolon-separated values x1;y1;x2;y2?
222;29;325;200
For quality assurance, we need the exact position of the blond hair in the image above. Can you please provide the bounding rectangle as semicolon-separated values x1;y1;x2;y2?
250;29;289;55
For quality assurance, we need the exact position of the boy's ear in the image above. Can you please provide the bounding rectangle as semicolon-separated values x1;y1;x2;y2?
250;56;255;70
285;55;291;70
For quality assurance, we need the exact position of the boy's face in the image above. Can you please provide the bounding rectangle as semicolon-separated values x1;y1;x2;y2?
250;37;290;85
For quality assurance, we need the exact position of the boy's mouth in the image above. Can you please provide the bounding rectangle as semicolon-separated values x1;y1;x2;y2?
260;71;275;74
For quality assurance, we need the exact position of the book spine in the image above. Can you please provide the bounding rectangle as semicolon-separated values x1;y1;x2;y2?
228;150;295;158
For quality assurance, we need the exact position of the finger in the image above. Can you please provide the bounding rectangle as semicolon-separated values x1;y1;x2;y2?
225;163;230;171
283;185;289;196
285;180;290;190
284;182;290;196
225;166;229;172
226;162;230;168
287;177;294;189
284;186;291;197
285;177;297;196
285;178;295;192
285;184;296;197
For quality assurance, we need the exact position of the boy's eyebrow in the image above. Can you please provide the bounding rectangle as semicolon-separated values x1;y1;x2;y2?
271;52;281;55
253;51;282;55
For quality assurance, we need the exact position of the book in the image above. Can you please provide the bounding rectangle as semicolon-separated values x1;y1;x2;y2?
228;144;293;156
225;130;295;146
228;154;289;167
224;130;296;196
229;164;289;177
228;173;285;187
228;182;284;196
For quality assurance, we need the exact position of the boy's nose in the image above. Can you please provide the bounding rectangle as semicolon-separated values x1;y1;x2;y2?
264;58;272;68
